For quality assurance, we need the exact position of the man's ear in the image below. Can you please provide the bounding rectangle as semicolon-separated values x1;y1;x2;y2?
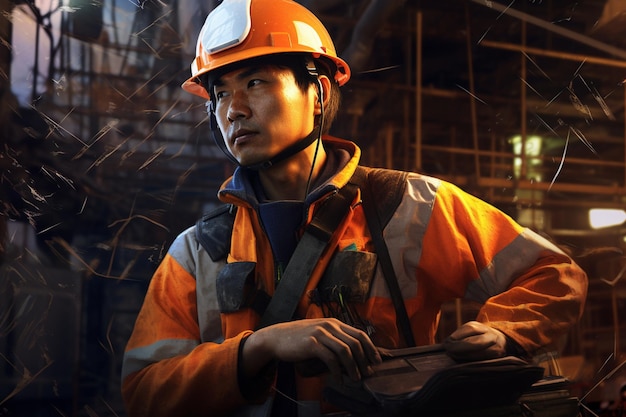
314;75;332;115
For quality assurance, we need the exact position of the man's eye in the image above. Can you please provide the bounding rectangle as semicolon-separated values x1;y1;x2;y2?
215;91;226;100
248;79;262;88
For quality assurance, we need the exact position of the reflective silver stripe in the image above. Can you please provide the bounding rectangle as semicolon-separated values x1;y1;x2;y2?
170;226;225;343
121;228;226;383
465;228;566;303
168;225;200;278
121;338;199;380
370;172;440;298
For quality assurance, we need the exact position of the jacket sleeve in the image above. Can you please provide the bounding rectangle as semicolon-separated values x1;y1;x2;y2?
419;181;588;355
121;237;271;417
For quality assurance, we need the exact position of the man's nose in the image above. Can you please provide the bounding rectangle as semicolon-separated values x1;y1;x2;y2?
227;91;250;122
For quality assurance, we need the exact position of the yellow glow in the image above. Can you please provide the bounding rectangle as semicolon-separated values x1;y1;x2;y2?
589;209;626;229
510;135;543;180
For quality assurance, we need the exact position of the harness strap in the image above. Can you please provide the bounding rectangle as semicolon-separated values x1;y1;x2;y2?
258;184;358;328
195;166;415;346
352;167;416;347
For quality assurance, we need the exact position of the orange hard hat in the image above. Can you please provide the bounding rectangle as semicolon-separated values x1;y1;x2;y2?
181;0;351;99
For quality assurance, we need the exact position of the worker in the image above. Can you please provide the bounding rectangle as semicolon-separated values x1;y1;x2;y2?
121;1;588;416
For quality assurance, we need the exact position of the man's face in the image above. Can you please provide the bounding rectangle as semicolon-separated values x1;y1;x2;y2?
212;64;317;167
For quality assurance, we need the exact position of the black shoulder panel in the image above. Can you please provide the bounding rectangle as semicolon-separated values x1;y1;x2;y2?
352;166;408;227
195;204;237;262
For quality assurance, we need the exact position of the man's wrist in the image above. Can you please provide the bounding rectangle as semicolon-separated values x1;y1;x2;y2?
237;333;277;402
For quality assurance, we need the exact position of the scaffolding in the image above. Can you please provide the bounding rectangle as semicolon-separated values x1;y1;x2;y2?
3;0;626;414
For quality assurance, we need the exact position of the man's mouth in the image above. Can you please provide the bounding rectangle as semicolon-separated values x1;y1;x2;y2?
231;128;257;146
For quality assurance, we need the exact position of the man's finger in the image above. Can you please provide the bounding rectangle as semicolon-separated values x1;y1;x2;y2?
340;324;382;366
444;333;498;352
447;321;487;340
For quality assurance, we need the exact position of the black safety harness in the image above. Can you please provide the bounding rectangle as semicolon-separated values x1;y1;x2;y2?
195;165;415;347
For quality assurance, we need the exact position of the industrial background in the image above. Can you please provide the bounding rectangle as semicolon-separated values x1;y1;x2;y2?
1;0;626;416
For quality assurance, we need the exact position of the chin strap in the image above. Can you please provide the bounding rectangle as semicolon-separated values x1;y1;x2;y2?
206;58;324;172
206;101;321;171
207;101;239;166
244;127;320;171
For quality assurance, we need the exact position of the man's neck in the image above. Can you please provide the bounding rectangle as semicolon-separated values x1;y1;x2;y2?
258;144;327;201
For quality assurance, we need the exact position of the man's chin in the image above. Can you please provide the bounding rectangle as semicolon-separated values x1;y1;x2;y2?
237;156;267;168
235;151;274;168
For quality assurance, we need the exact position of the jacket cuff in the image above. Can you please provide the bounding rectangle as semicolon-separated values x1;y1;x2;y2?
504;334;531;360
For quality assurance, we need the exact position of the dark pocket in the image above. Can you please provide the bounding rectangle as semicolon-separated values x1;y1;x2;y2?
216;261;256;313
319;251;377;303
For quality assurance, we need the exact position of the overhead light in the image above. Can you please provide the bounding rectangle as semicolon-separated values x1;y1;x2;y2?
589;209;626;229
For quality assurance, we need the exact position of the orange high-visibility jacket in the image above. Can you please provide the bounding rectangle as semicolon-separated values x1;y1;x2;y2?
122;137;587;417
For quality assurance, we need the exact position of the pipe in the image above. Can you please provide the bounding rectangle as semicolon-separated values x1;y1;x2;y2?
470;0;626;60
415;10;422;171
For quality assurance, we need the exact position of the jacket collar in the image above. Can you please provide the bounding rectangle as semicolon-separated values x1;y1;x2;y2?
217;136;361;207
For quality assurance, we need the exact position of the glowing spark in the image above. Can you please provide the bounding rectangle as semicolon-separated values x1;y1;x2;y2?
455;84;488;105
358;65;401;74
520;77;546;101
569;125;597;156
138;145;167;171
522;51;552;81
476;0;516;45
601;262;626;286
547;130;569;193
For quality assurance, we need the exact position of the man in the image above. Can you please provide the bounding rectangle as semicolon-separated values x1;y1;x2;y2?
121;1;588;416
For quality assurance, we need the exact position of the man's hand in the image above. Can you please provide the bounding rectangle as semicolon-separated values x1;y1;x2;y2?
443;321;507;361
242;318;381;382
